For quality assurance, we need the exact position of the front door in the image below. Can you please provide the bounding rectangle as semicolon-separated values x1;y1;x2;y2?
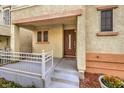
64;30;76;57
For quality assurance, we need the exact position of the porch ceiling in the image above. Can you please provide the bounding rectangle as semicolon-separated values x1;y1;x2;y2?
13;9;82;27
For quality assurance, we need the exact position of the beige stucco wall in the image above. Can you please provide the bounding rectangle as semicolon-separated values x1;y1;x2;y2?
19;27;32;52
0;25;10;36
11;5;84;20
86;5;124;54
0;36;10;49
32;25;64;58
11;25;32;52
11;6;33;52
0;10;2;24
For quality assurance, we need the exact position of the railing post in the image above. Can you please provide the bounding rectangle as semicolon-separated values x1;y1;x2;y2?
51;49;53;67
42;50;45;79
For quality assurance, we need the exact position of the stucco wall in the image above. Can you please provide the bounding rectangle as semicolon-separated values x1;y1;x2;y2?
11;5;84;20
19;27;32;52
0;10;2;24
0;25;10;36
0;36;10;49
32;25;63;58
86;5;124;54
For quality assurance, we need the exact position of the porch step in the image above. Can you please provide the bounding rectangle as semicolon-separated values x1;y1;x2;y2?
47;81;78;88
54;68;79;76
52;71;79;86
47;69;79;88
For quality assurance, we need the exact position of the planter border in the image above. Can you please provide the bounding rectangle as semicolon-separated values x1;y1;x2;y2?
99;75;108;88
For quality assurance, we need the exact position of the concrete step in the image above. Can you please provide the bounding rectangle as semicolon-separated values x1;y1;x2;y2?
47;81;78;88
54;68;79;76
52;71;79;86
49;68;79;88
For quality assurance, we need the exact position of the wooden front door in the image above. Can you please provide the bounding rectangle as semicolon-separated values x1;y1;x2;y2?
64;30;76;57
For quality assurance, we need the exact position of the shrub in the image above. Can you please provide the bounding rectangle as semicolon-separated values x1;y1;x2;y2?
0;78;35;88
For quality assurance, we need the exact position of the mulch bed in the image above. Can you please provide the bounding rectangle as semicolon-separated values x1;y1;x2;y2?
80;72;101;88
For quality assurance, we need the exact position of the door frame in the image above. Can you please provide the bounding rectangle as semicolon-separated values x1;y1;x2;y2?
63;29;76;58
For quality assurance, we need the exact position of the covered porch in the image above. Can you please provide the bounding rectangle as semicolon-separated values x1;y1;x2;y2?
11;9;86;78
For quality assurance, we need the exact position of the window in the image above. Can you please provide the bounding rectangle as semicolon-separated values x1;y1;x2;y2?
3;8;11;25
37;32;42;42
37;31;48;43
101;10;113;31
43;31;48;42
6;38;9;46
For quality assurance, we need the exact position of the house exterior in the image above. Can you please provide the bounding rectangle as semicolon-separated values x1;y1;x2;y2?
0;6;11;50
8;5;124;79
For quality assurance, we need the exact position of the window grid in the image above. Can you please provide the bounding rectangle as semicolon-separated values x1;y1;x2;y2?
37;31;48;42
3;8;11;25
101;10;113;31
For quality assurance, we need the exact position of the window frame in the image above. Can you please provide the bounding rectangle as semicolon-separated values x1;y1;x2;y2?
37;31;48;43
3;7;11;25
101;10;113;32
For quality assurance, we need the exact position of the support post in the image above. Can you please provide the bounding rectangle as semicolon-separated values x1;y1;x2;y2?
42;50;45;87
11;24;20;52
77;14;86;79
51;49;53;67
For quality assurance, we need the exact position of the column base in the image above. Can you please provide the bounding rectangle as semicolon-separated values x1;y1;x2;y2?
78;70;85;80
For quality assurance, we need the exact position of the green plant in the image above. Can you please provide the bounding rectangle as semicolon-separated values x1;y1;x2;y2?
101;75;124;88
0;78;22;88
0;77;35;88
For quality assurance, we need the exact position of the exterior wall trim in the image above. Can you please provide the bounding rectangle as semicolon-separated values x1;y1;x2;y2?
96;32;119;36
13;9;83;24
11;5;36;11
96;5;118;11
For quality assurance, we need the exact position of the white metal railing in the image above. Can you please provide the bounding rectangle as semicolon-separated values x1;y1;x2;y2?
0;50;53;80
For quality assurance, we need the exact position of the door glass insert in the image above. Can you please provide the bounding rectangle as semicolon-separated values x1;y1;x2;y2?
68;34;71;49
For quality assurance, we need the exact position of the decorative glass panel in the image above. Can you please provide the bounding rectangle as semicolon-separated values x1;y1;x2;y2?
68;34;71;49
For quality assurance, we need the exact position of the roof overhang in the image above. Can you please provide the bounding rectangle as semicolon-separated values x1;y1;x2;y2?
13;9;83;26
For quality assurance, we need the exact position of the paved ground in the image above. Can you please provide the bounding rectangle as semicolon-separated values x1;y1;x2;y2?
80;72;101;88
